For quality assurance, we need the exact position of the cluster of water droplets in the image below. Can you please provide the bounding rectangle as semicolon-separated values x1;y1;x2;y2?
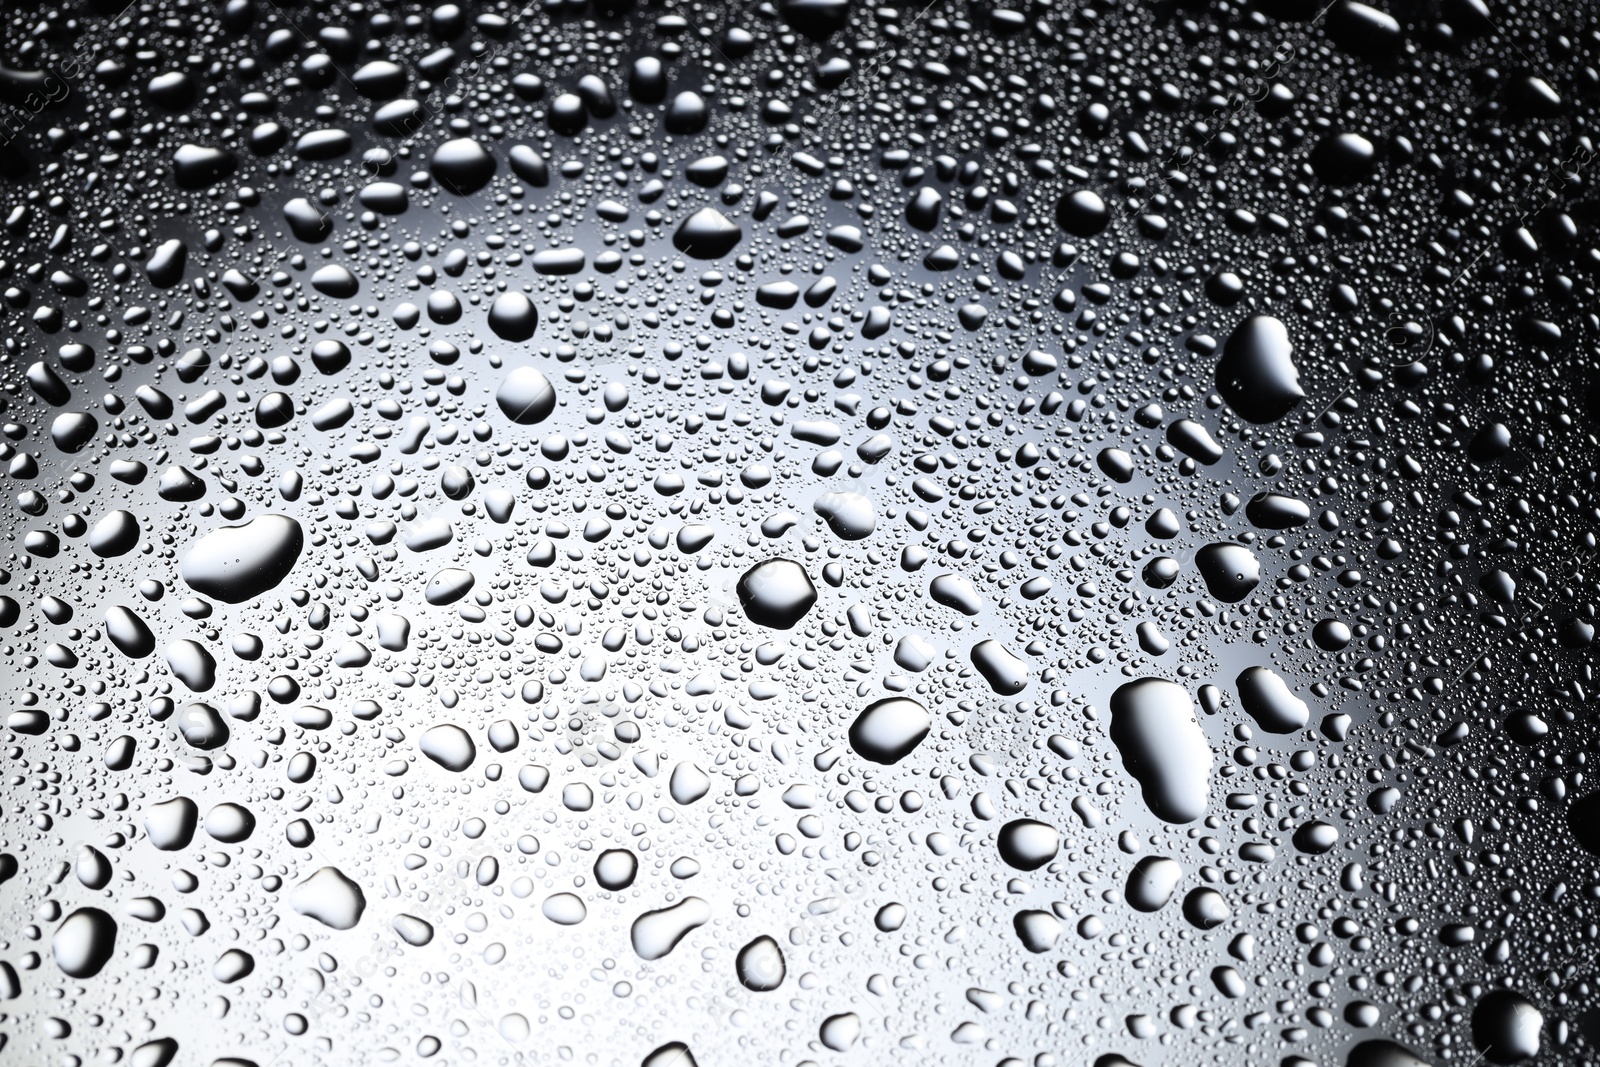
0;0;1596;1065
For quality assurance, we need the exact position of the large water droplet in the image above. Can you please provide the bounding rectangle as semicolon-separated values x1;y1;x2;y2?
1124;856;1183;912
1057;188;1110;235
672;207;742;259
105;605;156;658
642;1043;698;1067
392;914;435;946
1235;667;1311;734
144;796;198;851
737;559;817;629
849;697;931;765
813;491;877;540
735;935;786;991
89;510;140;557
431;137;496;194
819;1012;862;1051
1345;1040;1435;1067
290;866;366;930
213;948;254;982
594;849;638;891
1109;679;1212;823
1216;315;1304;424
1194;543;1261;603
496;367;557;424
1566;792;1600;854
180;515;304;603
1014;910;1062;952
996;819;1060;870
1310;131;1377;184
487;291;538;342
420;724;476;772
204;803;255;843
53;907;117;977
631;897;711;960
543;893;588;925
1471;990;1542;1064
165;640;217;692
669;762;711;804
970;640;1028;694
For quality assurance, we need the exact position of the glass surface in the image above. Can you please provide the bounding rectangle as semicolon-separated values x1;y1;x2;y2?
0;2;1596;1065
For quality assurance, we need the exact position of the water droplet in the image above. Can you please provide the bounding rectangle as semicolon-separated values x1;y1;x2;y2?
996;819;1060;871
813;491;877;540
1235;667;1311;734
1216;316;1304;424
392;914;435;946
1124;856;1183;913
144;797;198;851
735;935;786;991
420;724;475;772
487;291;538;342
180;515;304;603
642;1043;698;1067
594;849;638;891
737;559;818;629
1471;990;1543;1064
849;697;932;765
53;907;117;978
431;137;496;195
819;1012;861;1051
496;366;557;424
1109;679;1212;824
631;897;711;960
1057;188;1110;236
672;207;742;260
1194;543;1262;603
970;640;1029;694
289;866;366;930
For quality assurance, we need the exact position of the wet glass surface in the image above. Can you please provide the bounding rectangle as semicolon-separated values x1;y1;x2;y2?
1;1;1599;1064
